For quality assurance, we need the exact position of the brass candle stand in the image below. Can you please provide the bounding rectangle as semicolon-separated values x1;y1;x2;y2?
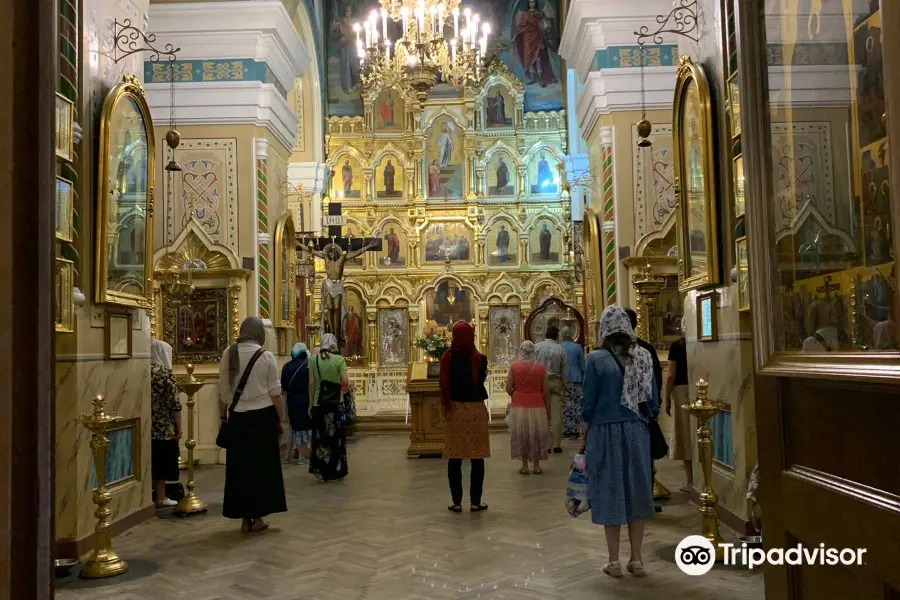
632;262;670;500
77;395;129;579
682;378;727;560
174;364;207;515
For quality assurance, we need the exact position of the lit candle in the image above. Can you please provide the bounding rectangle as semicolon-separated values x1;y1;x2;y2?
480;34;487;56
365;21;371;47
354;22;360;44
464;7;471;34
385;39;391;60
401;6;409;36
450;38;457;62
460;28;468;48
373;26;379;46
438;3;445;34
471;14;479;44
452;7;459;38
381;8;387;40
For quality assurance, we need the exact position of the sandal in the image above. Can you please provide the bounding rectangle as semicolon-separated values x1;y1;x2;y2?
470;504;489;513
249;519;269;533
532;467;543;474
519;466;530;475
627;561;646;577
603;562;623;578
447;504;462;513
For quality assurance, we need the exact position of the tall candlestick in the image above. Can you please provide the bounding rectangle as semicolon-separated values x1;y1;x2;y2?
438;3;445;34
401;6;409;36
471;14;479;44
381;8;387;39
450;38;457;63
453;7;459;38
464;7;471;36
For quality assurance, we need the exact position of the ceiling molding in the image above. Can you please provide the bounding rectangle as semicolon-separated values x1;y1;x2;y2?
576;67;676;140
146;81;298;151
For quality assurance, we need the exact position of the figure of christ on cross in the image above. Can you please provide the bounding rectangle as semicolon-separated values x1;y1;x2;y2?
297;240;378;344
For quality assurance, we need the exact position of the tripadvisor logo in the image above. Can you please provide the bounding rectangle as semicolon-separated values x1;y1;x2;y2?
675;535;867;576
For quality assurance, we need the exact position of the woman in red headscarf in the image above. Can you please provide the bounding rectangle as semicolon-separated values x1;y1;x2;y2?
439;320;490;513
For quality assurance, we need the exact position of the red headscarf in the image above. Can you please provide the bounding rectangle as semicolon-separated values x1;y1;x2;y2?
439;321;482;413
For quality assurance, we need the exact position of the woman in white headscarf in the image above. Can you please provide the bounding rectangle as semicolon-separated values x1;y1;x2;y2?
217;316;286;532
281;342;311;464
505;340;551;474
150;339;181;508
581;306;658;578
307;333;350;481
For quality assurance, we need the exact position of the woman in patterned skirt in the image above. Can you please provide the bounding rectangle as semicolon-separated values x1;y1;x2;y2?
560;327;585;438
308;334;350;482
506;341;550;474
581;306;658;578
440;321;490;513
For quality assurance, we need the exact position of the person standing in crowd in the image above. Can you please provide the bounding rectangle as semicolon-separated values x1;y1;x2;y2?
534;325;568;453
308;333;350;482
440;321;490;513
559;327;584;439
150;339;181;509
625;308;663;513
665;318;693;491
506;340;550;474
218;316;287;533
281;342;311;465
581;306;658;578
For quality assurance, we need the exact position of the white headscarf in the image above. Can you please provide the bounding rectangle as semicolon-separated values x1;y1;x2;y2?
518;340;535;360
291;342;308;358
599;306;653;415
150;340;173;370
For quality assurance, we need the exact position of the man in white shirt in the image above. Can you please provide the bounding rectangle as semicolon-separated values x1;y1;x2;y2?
534;325;568;453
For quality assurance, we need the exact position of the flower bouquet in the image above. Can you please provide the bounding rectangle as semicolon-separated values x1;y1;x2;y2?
414;332;450;377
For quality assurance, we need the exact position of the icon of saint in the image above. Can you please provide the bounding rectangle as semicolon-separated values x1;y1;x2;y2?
384;227;400;264
331;6;360;94
342;159;353;194
496;157;510;191
496;224;510;261
514;0;559;87
536;152;553;190
438;122;454;168
383;159;395;195
539;223;552;261
428;159;442;195
379;93;395;127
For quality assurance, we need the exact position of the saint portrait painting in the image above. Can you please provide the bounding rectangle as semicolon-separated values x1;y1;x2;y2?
333;158;360;198
342;303;364;358
530;220;559;264
514;0;560;88
327;3;362;115
485;87;512;127
530;151;558;193
426;117;463;200
488;154;515;196
488;221;517;265
380;226;405;267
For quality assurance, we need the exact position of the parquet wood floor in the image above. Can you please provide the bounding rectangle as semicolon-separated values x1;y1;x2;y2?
56;435;763;600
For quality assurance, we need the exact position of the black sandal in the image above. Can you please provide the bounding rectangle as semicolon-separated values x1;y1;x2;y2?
470;504;489;513
447;504;462;513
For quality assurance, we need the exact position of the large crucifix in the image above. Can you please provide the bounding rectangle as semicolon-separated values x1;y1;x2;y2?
296;202;382;351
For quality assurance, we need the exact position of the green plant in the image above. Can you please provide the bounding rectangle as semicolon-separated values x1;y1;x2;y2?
414;331;450;361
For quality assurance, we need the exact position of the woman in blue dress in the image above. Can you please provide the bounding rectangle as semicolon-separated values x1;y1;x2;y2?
580;306;658;578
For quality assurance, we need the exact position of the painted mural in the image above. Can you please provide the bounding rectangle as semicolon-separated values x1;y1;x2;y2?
377;222;407;267
325;0;562;116
426;116;464;201
423;222;473;263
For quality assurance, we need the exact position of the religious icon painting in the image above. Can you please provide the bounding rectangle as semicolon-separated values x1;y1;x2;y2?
378;223;407;267
424;280;475;332
486;152;516;197
373;89;405;132
55;92;74;162
426;116;464;201
341;289;366;361
489;306;520;366
860;141;892;266
529;218;561;264
331;155;363;199
485;219;518;266
378;308;409;367
852;13;886;150
511;0;563;112
484;85;514;128
164;287;229;364
55;176;74;242
528;150;560;194
343;222;366;267
325;2;365;116
423;222;473;263
374;155;404;199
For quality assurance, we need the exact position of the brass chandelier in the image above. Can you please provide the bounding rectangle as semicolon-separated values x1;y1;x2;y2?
356;0;491;103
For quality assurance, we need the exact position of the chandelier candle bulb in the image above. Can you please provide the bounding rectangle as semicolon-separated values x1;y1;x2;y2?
450;38;457;62
438;4;445;32
381;8;387;39
401;6;409;36
385;39;391;60
453;7;459;38
365;21;371;48
354;22;361;43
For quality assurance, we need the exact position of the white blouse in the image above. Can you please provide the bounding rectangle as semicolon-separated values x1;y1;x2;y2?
217;342;282;412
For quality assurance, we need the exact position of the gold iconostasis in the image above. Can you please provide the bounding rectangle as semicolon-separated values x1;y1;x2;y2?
310;61;576;414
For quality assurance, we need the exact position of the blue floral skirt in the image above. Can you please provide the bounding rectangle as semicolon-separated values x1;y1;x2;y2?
586;420;654;526
309;403;348;481
563;383;582;438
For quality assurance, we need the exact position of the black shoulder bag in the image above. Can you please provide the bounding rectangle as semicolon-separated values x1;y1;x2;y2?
314;355;343;405
607;349;669;461
216;347;266;449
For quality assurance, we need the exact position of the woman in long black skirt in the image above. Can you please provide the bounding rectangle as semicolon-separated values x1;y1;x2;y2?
218;316;287;532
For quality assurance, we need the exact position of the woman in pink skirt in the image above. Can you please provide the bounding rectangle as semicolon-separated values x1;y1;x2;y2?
506;341;551;474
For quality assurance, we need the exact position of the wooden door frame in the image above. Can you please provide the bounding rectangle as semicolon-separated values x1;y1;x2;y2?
738;1;900;597
0;0;57;597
